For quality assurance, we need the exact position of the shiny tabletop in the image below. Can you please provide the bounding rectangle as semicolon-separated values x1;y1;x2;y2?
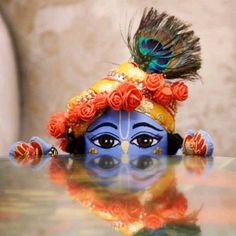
0;155;236;236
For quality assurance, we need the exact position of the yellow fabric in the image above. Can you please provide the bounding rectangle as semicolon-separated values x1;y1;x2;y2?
67;62;175;133
111;62;146;82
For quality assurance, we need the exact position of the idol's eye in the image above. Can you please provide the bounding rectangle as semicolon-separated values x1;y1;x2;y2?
131;156;156;170
131;134;161;148
91;134;120;149
92;156;120;169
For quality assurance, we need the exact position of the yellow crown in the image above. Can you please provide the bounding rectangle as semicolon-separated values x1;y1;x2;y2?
67;62;175;133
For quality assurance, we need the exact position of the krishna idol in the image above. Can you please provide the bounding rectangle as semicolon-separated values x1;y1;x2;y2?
9;8;214;159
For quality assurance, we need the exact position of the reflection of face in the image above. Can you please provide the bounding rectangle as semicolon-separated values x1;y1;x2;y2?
84;109;168;166
85;154;168;191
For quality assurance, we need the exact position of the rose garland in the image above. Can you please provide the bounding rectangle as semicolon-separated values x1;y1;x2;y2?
144;74;188;106
48;74;188;150
66;176;188;230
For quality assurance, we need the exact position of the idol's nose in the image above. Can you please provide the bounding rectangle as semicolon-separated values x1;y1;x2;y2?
121;140;129;154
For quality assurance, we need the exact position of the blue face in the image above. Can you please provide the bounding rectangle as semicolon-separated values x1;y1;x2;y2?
84;109;168;167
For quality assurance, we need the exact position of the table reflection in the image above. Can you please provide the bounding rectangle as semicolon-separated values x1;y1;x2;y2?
8;153;213;235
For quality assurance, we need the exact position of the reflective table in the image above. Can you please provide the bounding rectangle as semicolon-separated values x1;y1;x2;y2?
0;155;236;236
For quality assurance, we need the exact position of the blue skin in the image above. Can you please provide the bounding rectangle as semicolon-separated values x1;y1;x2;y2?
84;109;169;182
84;109;168;158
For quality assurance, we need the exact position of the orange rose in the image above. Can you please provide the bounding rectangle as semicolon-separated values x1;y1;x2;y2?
171;81;188;101
144;73;165;91
118;81;135;93
48;112;67;138
154;84;173;106
108;89;123;111
122;84;142;112
143;214;164;229
93;93;108;110
77;101;96;122
68;105;81;125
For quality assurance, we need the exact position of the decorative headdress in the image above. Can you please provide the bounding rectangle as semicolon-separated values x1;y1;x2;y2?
48;8;201;152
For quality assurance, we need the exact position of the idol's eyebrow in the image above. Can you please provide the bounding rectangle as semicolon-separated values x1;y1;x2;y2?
87;122;118;133
132;122;163;132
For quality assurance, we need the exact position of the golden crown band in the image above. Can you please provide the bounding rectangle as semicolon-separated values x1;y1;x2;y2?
67;62;176;133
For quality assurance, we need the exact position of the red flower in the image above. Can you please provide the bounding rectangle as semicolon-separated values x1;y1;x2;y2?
107;88;123;111
77;101;97;122
122;84;142;112
143;214;164;229
144;73;165;91
68;105;81;125
93;93;108;110
171;81;188;101
154;84;173;106
108;82;142;112
48;112;67;138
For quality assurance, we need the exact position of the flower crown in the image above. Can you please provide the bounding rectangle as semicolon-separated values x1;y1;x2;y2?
48;62;188;150
48;8;201;152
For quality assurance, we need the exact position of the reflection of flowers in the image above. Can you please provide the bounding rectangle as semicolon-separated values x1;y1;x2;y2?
107;196;143;224
47;157;200;235
144;214;164;229
108;198;127;220
126;197;143;222
49;157;67;186
68;182;95;207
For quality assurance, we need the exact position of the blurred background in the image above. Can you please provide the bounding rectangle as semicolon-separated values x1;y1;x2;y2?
0;0;235;156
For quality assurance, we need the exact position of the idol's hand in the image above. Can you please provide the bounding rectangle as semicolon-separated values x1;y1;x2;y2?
182;130;214;156
9;136;58;162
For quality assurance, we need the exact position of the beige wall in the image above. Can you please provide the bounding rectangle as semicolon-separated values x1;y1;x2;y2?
0;0;235;156
0;13;19;155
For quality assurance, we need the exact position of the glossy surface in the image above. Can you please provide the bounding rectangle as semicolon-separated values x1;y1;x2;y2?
1;155;236;235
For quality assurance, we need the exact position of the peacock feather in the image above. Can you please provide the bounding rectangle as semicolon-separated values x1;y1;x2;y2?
127;8;201;80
